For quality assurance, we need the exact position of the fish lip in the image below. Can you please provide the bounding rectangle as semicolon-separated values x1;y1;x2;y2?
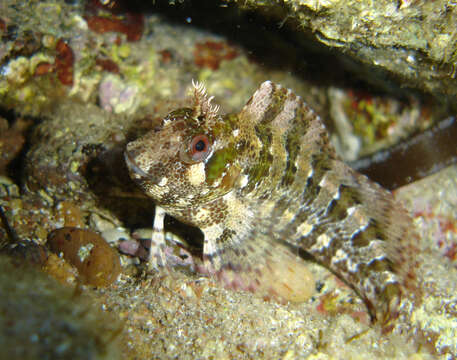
124;150;157;182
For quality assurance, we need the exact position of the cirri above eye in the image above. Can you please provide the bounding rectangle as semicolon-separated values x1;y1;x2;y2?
189;134;211;162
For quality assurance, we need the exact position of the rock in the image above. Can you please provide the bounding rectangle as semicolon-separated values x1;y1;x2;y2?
230;0;457;104
47;227;121;287
0;255;122;360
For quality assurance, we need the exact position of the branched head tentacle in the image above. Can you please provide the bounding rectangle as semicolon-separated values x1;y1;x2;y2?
191;80;220;123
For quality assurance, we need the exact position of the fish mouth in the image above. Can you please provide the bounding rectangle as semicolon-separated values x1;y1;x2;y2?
124;150;157;182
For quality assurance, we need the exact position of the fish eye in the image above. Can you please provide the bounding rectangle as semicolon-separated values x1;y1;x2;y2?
189;134;211;162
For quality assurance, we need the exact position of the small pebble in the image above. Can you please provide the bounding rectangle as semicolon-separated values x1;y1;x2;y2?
3;240;48;266
47;227;121;287
118;239;148;260
90;212;119;233
42;252;78;286
101;227;131;245
55;201;84;228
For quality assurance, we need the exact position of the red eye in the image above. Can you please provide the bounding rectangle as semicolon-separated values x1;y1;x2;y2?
189;134;211;162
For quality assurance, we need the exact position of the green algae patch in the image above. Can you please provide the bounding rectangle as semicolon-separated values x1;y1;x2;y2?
205;147;237;184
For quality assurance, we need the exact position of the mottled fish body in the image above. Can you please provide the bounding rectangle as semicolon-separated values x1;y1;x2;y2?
125;81;418;323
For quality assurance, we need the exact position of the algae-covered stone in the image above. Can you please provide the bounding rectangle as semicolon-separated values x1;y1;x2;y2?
47;227;121;287
230;0;457;104
0;255;122;360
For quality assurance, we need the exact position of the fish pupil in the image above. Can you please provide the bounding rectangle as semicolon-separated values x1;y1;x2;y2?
195;140;206;152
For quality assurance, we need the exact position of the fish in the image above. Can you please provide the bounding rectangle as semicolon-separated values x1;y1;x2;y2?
124;80;418;323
